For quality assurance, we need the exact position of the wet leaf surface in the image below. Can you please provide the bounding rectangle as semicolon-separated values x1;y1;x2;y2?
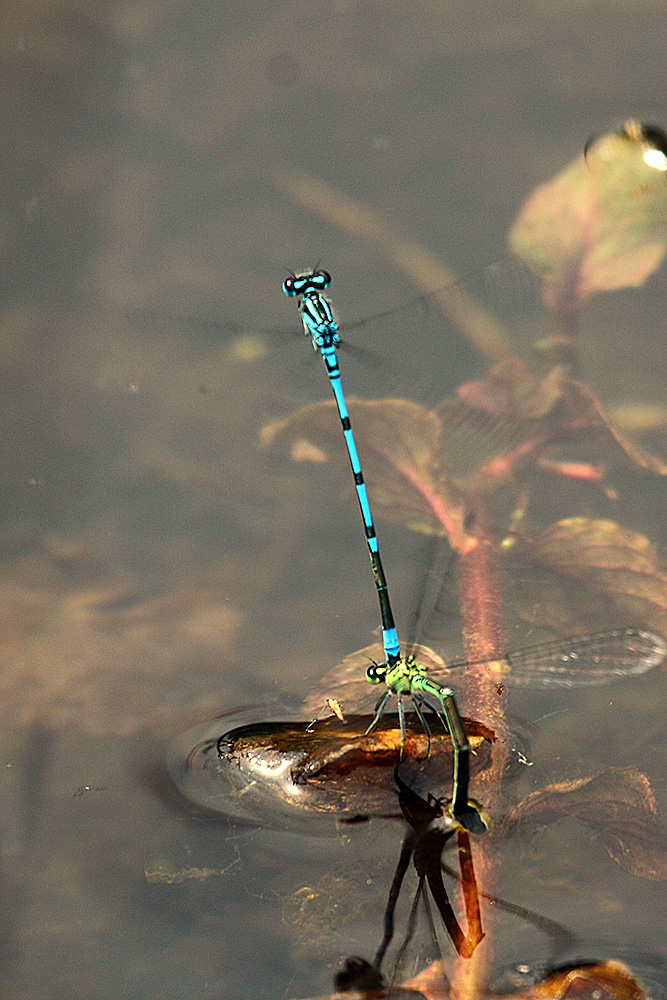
509;122;667;318
505;767;667;880
175;710;494;830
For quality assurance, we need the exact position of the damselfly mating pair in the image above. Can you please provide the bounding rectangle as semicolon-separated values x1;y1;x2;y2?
283;269;667;834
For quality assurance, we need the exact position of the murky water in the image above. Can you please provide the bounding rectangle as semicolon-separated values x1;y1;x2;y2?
1;1;666;997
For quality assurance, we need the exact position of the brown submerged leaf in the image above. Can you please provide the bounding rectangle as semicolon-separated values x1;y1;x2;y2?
553;380;667;476
264;362;667;555
509;121;667;320
505;767;667;880
443;360;667;488
262;398;472;550
0;551;240;735
512;518;667;633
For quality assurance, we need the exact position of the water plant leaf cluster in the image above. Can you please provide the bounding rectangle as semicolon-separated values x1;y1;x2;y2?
263;362;667;563
263;124;667;997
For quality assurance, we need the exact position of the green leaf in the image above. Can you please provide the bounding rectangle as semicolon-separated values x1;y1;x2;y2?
509;121;667;317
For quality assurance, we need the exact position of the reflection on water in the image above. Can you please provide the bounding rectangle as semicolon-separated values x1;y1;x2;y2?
2;1;667;998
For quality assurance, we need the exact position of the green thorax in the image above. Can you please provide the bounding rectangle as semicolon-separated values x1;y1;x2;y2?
385;655;433;695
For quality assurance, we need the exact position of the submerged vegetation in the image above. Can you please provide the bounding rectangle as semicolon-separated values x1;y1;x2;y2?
251;123;667;998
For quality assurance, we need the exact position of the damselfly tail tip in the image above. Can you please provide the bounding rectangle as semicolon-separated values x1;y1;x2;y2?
452;801;489;836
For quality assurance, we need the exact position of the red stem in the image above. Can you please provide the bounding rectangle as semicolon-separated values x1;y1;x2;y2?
450;506;510;1000
457;512;507;729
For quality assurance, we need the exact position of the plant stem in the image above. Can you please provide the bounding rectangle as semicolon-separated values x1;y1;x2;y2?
451;509;509;1000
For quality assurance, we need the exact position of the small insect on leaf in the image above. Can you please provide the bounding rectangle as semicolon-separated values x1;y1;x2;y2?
327;697;345;721
305;697;346;733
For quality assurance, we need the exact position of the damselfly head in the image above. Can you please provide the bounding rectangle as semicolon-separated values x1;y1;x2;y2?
283;269;332;298
366;662;388;685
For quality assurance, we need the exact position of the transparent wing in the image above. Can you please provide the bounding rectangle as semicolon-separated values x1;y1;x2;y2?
111;256;536;353
302;629;666;720
447;628;666;688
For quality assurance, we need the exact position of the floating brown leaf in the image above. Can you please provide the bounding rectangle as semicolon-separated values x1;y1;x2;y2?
523;960;651;1000
506;767;667;880
509;122;667;319
484;959;651;1000
303;957;651;1000
292;715;494;785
